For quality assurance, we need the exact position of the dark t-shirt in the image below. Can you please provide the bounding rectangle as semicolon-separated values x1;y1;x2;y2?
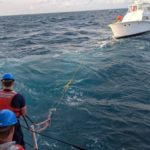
11;93;26;108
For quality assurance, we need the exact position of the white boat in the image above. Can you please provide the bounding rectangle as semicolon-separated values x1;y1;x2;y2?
109;0;150;38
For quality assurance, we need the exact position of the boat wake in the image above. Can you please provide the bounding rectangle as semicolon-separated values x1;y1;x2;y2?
98;37;117;48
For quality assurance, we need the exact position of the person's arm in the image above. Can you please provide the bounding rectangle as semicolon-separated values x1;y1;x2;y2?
21;106;27;116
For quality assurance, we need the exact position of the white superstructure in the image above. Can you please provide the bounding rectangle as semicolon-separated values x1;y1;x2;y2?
109;0;150;38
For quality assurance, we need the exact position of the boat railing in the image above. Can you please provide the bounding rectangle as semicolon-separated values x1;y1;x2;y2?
128;4;143;13
142;15;150;20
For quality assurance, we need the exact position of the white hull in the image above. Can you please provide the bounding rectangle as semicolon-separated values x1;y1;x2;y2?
109;21;150;38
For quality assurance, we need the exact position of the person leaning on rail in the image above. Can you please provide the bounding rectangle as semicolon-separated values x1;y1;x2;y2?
0;73;27;148
0;109;25;150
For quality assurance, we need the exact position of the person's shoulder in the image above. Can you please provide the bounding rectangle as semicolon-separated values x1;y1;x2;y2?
11;93;26;108
9;144;25;150
15;93;25;99
0;142;24;150
12;92;26;102
15;144;25;150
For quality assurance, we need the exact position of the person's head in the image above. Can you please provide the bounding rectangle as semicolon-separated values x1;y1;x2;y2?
1;73;15;90
0;109;17;143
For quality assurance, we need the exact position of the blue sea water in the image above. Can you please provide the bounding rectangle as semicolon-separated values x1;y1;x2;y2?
0;9;150;150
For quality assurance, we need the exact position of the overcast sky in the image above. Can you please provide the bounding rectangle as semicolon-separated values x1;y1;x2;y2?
0;0;133;16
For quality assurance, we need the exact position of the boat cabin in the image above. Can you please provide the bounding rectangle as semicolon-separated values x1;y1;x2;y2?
122;2;150;22
142;3;150;20
128;4;142;12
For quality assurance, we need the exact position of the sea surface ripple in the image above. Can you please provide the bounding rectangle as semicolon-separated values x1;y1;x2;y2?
0;9;150;150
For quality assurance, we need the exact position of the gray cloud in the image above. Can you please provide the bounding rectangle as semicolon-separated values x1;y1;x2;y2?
0;0;133;16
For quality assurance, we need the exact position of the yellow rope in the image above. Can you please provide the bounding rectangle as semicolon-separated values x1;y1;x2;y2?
63;61;83;92
52;61;83;109
64;80;73;91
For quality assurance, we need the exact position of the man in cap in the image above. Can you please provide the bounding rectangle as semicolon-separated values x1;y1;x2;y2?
0;73;27;148
0;109;25;150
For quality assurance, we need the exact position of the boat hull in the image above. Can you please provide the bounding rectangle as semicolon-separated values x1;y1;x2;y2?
109;21;150;39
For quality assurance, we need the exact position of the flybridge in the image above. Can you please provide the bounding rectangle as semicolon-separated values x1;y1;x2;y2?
109;0;150;38
134;0;150;3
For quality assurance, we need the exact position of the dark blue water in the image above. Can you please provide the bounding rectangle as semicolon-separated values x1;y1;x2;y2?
0;9;150;150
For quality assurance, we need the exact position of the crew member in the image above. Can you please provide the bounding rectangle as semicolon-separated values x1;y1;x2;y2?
0;109;25;150
0;73;27;147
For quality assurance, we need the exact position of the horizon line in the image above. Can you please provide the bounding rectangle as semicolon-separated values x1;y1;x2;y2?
0;7;127;17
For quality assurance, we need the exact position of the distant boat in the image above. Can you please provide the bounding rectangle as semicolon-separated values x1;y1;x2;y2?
109;0;150;39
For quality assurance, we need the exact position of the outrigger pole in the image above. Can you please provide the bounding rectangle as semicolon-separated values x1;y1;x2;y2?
30;125;39;150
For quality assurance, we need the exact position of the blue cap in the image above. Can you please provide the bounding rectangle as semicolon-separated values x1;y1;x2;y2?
1;73;15;81
0;109;17;127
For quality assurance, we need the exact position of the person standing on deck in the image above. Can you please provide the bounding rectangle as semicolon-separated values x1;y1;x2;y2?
0;109;25;150
0;73;27;148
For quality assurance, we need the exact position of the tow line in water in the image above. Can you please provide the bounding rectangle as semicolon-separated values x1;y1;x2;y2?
21;61;86;150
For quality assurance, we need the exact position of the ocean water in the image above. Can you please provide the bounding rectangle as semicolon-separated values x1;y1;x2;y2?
0;9;150;150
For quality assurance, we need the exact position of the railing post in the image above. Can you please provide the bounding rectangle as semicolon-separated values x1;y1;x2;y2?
30;125;38;150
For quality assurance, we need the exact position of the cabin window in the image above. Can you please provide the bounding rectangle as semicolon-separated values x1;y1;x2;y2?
138;5;142;10
147;7;150;11
143;16;150;20
143;6;150;12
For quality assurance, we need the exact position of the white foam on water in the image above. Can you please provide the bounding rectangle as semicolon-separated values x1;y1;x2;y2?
98;37;116;48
